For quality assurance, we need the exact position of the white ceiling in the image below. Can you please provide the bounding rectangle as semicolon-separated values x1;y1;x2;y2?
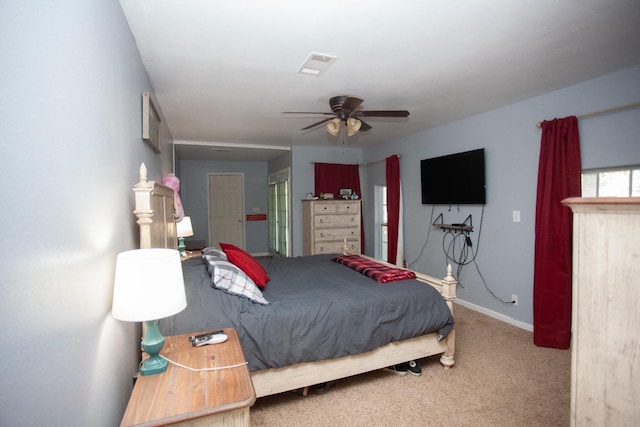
119;0;640;162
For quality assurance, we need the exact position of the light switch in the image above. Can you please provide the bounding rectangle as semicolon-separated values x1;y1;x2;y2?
512;210;521;223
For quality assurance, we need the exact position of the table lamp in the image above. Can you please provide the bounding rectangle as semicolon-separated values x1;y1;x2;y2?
112;248;187;375
176;216;194;256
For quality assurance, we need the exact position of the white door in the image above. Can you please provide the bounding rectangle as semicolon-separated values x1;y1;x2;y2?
208;174;245;248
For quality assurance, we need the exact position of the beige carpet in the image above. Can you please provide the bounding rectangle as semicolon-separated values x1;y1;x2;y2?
250;304;571;427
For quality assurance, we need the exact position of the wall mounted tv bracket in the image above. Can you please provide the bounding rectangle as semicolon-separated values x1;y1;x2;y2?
432;213;473;233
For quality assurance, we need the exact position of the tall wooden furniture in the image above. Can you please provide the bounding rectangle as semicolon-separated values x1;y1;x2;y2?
563;197;640;426
121;328;255;427
302;199;361;255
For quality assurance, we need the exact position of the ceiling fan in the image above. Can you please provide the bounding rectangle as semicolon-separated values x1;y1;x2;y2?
282;95;410;137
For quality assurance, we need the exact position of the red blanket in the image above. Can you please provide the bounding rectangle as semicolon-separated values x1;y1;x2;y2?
331;254;416;283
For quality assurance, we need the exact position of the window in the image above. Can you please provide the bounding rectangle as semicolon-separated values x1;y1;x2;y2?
374;185;388;262
582;166;640;197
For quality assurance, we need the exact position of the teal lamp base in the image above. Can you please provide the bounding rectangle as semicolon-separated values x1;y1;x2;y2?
178;237;186;256
140;319;168;376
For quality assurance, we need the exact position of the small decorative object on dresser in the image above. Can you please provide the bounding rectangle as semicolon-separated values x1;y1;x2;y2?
302;199;361;255
339;188;352;199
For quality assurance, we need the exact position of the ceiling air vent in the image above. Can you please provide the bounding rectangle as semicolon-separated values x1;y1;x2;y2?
297;52;337;76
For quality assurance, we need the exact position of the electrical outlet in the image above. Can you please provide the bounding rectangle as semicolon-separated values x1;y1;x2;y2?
511;294;519;306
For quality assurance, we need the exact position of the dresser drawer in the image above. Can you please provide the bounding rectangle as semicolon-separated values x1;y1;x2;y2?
314;241;361;255
313;203;338;213
337;202;360;214
314;228;360;241
314;215;359;228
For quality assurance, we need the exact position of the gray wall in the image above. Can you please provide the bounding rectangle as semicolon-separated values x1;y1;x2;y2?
363;65;640;329
0;1;169;426
268;150;293;176
178;159;269;253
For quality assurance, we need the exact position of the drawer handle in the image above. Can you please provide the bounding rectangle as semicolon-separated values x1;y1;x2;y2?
320;232;326;237
319;219;324;223
351;218;355;222
351;231;355;235
323;206;327;210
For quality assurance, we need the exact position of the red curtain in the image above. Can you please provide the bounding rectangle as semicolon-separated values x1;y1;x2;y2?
314;162;362;197
314;162;364;251
533;116;581;349
386;155;400;265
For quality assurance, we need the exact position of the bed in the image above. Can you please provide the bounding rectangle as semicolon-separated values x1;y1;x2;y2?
133;164;456;398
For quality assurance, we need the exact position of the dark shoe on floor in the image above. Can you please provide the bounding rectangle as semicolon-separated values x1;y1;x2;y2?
385;360;422;377
384;363;408;376
406;360;422;376
311;381;335;395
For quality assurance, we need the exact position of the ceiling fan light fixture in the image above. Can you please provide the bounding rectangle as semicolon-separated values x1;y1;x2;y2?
283;95;409;136
346;118;361;136
326;118;341;136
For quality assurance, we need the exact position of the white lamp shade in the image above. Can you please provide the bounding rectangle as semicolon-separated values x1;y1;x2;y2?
326;118;341;136
346;118;361;136
176;216;194;238
112;249;187;322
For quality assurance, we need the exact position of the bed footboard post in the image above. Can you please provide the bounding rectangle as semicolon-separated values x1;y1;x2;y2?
439;264;456;369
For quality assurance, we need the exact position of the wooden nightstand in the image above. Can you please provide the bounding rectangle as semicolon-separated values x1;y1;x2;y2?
121;328;255;427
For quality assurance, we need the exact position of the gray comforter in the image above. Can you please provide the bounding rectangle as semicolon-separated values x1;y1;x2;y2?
159;254;454;371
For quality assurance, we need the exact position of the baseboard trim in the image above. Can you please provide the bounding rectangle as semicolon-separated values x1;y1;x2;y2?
454;298;533;332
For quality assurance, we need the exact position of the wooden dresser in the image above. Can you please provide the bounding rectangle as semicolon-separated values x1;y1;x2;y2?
563;197;640;426
302;199;361;255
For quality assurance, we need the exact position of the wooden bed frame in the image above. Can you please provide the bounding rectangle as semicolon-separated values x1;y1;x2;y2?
134;163;178;250
133;163;456;398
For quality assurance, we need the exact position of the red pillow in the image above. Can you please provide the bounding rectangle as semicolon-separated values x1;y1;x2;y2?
219;242;270;288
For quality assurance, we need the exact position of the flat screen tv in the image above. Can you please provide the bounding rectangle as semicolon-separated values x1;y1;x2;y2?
420;148;486;205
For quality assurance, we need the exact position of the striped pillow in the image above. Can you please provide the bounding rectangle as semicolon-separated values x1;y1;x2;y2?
206;258;269;305
202;247;227;261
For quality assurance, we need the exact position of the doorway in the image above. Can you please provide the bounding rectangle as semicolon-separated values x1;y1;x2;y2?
208;173;245;249
268;168;291;257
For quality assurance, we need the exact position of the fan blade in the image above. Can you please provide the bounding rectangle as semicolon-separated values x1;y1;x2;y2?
329;95;346;112
355;110;410;117
282;111;336;115
341;96;364;112
300;117;333;131
359;119;372;131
